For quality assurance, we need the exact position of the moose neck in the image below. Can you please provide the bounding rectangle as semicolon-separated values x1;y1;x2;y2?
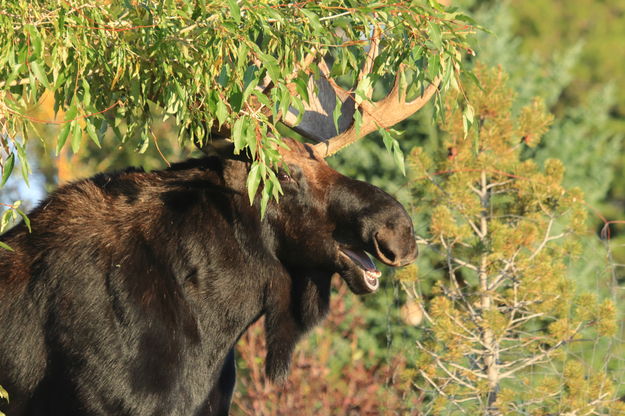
132;155;335;384
148;157;287;349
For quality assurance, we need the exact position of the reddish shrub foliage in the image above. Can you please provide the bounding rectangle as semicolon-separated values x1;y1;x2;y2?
232;284;422;415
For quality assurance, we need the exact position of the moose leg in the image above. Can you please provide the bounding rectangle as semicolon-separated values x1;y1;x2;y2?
206;348;236;416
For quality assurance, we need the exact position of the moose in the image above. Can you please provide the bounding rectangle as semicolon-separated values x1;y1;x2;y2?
0;39;440;415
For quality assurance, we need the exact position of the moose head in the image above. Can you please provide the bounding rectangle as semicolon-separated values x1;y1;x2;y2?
268;139;417;294
209;26;439;297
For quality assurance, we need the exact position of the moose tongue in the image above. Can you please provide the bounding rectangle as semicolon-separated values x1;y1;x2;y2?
342;248;377;272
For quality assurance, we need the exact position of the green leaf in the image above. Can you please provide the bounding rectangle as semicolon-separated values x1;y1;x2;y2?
0;241;14;252
15;143;30;187
380;127;393;153
216;100;228;128
279;85;291;119
428;53;441;80
260;178;273;219
464;70;482;90
0;210;13;233
63;101;78;122
398;69;407;101
392;140;406;176
242;77;260;103
81;78;91;107
1;154;15;187
464;103;475;123
129;78;142;104
270;174;283;200
293;77;309;104
71;122;82;153
442;58;453;90
53;70;67;89
217;65;229;87
290;94;305;126
428;21;443;49
56;122;72;154
85;121;100;147
354;76;372;104
462;104;474;138
247;121;259;156
246;162;261;205
24;24;42;57
232;116;247;154
17;208;30;232
353;108;362;139
227;0;241;24
250;89;272;108
194;122;205;142
5;64;24;90
136;124;150;153
333;96;342;134
258;52;281;83
237;44;250;71
30;61;50;88
300;9;322;33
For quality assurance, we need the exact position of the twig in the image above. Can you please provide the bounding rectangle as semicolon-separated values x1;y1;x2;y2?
150;129;170;167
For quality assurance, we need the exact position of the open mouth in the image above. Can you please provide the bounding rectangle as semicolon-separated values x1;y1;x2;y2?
339;248;381;292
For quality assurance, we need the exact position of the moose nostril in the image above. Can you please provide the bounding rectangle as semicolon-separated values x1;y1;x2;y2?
377;238;396;262
374;227;418;267
373;231;399;266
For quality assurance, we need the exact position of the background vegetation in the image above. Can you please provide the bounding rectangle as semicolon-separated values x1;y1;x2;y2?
2;1;625;415
233;1;625;414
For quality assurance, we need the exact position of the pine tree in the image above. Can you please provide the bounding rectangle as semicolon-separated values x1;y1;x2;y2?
403;65;623;415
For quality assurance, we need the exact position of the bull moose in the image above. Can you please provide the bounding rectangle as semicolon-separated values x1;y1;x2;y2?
0;41;440;415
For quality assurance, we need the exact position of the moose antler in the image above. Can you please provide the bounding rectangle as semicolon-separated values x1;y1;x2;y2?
282;27;442;158
206;28;441;160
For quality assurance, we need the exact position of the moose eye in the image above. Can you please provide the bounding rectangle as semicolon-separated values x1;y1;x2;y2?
277;171;293;183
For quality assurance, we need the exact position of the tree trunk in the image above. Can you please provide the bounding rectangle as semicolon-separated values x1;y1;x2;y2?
479;170;500;415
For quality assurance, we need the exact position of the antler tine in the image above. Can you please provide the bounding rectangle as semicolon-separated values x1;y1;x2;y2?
280;27;382;144
310;25;441;158
312;69;441;157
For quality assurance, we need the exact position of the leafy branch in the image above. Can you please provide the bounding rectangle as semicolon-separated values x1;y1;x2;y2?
0;0;477;213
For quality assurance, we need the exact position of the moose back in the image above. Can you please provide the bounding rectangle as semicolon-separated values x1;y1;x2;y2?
0;139;417;415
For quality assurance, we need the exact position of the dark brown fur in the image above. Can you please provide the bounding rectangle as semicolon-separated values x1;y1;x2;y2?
0;139;417;415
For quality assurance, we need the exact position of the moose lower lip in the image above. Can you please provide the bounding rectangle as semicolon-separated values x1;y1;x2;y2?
364;269;381;291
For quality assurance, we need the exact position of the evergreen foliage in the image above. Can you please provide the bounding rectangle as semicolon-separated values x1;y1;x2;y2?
510;0;625;118
405;64;623;415
471;2;624;207
498;0;625;287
